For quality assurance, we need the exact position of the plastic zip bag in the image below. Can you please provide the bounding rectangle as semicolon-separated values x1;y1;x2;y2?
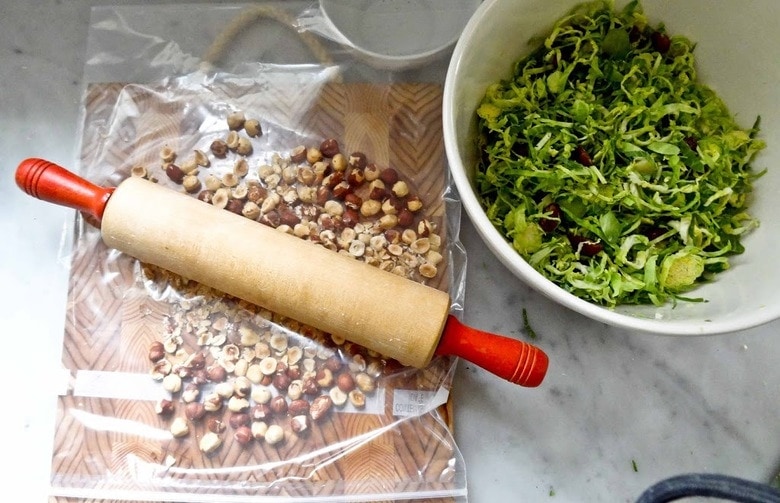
50;3;467;501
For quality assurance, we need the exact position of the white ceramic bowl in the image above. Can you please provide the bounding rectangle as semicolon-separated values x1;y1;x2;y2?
318;0;479;71
444;0;780;335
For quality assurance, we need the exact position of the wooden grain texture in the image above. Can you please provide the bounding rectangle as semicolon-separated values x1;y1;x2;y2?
50;81;461;502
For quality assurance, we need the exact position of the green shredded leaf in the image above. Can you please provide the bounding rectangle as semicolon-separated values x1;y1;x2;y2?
522;308;538;339
475;0;766;306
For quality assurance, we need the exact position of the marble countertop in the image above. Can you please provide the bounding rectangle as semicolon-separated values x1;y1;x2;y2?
3;2;779;502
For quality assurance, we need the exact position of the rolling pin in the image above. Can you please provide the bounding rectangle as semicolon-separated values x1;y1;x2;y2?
16;158;548;387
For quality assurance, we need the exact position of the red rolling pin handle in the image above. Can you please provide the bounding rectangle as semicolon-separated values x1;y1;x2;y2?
15;158;114;222
436;315;549;387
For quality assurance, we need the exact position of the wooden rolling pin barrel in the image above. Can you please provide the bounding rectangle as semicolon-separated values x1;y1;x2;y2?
16;158;548;387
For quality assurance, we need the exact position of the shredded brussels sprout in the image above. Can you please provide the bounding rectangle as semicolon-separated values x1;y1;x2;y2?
475;0;766;306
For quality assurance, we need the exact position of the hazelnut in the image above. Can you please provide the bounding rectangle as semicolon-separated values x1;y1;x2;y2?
162;373;182;393
199;432;222;454
150;359;171;380
349;389;366;409
131;165;147;178
227;396;250;413
251;403;272;421
290;145;307;163
148;341;165;362
225;199;245;215
191;369;209;386
203;392;223;412
227;111;246;130
226;131;240;151
269;395;288;415
323;355;344;373
309;395;333;422
251;421;268;440
391;180;409;198
207;417;227;434
210;139;228;158
336;372;355;392
287;399;310;417
379;168;399;185
287;380;304;400
287;346;304;366
236;136;253;156
258;356;278;376
347;168;365;187
233;376;252;398
315;368;334;388
320;138;340;158
246;184;267;203
348;152;367;170
185;402;206;422
344;193;362;211
331;153;348;172
204;174;222;191
181;175;202;194
273;373;291;393
182;383;200;403
297;166;317;186
420;263;438;278
406;194;424;212
207;365;227;383
229;412;250;429
290;415;309;434
264;424;285;445
179;157;198;175
342;209;360;228
302;377;320;397
215;381;234;399
187;352;206;370
155;399;175;416
329;387;348;407
244;118;262;137
160;146;176;163
234;425;253;446
355;372;377;393
368;181;387;201
197;190;214;204
378;214;399;230
332;180;352;200
306;147;323;164
360;199;381;217
170;417;189;438
251;385;273;404
165;164;185;184
193;149;210;167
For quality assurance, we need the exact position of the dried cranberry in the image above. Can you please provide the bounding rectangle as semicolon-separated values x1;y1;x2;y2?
573;146;593;167
651;31;671;54
644;227;665;241
568;234;603;256
539;203;562;233
684;136;698;151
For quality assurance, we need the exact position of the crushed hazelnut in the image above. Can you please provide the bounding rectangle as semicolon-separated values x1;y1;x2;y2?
170;417;190;438
199;432;222;454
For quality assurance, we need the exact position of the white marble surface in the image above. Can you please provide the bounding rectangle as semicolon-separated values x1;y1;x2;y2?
2;1;779;502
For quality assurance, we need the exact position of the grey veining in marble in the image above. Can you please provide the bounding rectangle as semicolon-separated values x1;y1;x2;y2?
2;2;779;502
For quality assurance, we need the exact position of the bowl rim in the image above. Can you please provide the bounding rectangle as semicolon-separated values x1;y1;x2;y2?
442;0;779;336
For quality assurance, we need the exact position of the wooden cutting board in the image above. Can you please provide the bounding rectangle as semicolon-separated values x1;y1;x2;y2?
50;81;460;502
